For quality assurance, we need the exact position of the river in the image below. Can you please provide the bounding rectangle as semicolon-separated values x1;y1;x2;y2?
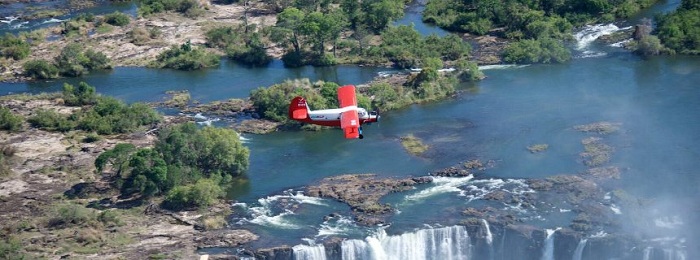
1;0;698;259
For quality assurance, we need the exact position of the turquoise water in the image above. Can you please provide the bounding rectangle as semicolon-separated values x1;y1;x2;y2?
1;0;698;256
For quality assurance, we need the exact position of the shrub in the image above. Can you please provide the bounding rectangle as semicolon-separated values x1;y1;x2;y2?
27;109;75;132
48;203;95;227
104;11;131;26
0;107;23;132
23;59;59;79
152;42;220;70
0;33;31;60
55;43;112;77
63;82;98;106
162;178;224;210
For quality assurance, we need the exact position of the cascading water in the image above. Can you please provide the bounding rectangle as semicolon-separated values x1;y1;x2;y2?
572;24;632;58
340;225;471;260
481;219;494;260
572;238;587;260
293;244;328;260
540;228;560;260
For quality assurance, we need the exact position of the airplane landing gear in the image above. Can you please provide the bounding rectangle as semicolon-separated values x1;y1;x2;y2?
359;127;364;139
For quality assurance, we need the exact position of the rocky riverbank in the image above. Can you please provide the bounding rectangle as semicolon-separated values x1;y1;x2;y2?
0;0;508;83
0;95;259;259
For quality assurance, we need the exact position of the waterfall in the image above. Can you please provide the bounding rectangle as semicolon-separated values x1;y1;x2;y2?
293;244;327;260
340;225;471;260
481;219;493;244
572;238;587;260
481;219;494;260
540;228;560;260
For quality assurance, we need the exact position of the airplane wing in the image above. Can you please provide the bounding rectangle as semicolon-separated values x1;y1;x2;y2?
338;85;360;139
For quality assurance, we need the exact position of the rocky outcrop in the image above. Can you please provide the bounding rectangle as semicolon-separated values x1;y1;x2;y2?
305;174;432;225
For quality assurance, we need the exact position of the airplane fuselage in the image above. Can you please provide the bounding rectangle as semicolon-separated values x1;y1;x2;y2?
297;106;378;127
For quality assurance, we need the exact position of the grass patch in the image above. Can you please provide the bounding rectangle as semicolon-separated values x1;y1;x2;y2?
400;134;429;155
95;24;114;34
202;215;227;230
527;144;549;153
574;122;621;134
580;137;613;167
163;90;191;108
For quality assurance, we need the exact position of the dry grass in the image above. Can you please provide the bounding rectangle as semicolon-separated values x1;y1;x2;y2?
400;134;429;155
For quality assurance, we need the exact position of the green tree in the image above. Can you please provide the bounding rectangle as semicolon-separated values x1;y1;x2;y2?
156;123;249;177
273;7;306;55
95;143;136;174
362;0;404;32
124;148;168;197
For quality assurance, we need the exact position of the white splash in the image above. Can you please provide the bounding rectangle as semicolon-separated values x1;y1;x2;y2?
41;18;67;24
654;216;684;229
405;176;473;201
609;204;622;214
240;190;328;229
317;215;361;237
478;64;530;70
572;238;588;260
610;39;632;48
574;24;621;50
460;178;534;203
341;226;471;260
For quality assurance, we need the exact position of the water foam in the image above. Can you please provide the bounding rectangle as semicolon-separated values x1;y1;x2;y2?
574;24;621;50
238;190;328;229
405;176;473;201
478;64;530;70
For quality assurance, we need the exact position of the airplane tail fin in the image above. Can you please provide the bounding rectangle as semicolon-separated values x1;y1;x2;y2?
289;96;309;120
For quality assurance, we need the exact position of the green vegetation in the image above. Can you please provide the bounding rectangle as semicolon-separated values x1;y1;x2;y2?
205;26;272;66
138;0;205;18
421;0;661;63
400;134;429;155
527;144;549;153
655;0;700;54
0;236;26;260
23;59;59;79
103;11;131;26
251;69;462;124
96;122;249;210
24;82;161;134
0;107;23;132
24;44;112;79
152;41;220;70
0;33;31;60
502;38;572;63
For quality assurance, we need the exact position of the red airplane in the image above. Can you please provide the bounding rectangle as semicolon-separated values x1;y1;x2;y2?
288;85;379;139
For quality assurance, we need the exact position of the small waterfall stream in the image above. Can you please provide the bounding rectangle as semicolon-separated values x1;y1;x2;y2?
540;228;561;260
572;238;587;260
